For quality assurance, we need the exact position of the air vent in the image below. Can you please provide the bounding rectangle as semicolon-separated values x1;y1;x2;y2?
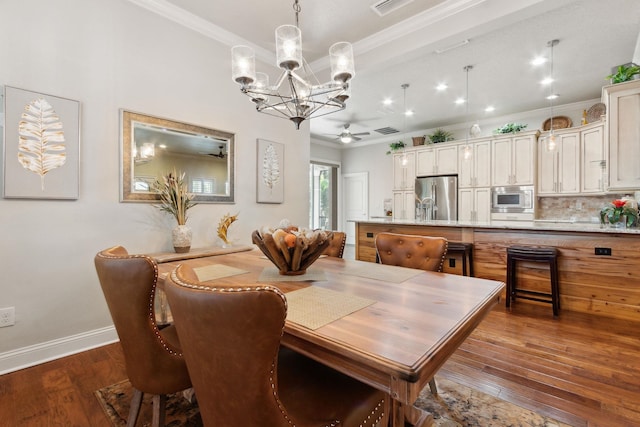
370;0;415;16
374;126;400;135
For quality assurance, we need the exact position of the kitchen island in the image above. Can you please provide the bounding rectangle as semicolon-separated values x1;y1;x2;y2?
355;219;640;321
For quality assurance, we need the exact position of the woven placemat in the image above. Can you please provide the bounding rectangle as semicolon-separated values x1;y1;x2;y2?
258;266;327;282
194;264;249;282
286;286;375;330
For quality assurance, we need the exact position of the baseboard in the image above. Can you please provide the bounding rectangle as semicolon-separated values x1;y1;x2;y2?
0;326;118;375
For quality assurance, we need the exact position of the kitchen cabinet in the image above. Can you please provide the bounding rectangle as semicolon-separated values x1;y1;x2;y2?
392;191;415;220
392;151;415;190
581;121;606;193
416;144;458;176
458;187;490;222
458;139;491;188
491;131;538;186
603;79;640;191
537;130;580;195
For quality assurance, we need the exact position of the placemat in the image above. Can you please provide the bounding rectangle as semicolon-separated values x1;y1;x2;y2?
258;267;327;282
286;286;375;330
341;261;423;283
193;264;249;282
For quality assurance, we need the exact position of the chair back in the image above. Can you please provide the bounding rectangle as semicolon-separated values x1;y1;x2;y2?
94;246;190;394
375;232;448;272
324;231;347;258
165;264;293;426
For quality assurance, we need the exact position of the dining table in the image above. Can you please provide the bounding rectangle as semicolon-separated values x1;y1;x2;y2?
154;247;504;427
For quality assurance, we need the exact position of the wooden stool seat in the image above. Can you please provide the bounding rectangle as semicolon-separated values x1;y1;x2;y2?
447;241;474;276
506;245;560;316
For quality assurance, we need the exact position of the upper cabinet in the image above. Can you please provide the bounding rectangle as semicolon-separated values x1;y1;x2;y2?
581;121;606;193
392;151;415;190
458;138;490;188
416;144;458;176
491;131;538;186
537;130;580;195
603;80;640;191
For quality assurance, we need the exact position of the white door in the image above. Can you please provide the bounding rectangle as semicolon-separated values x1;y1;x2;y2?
343;172;368;245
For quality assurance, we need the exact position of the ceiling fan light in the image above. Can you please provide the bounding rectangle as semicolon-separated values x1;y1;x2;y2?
330;42;355;83
340;135;353;143
231;45;256;85
275;25;302;71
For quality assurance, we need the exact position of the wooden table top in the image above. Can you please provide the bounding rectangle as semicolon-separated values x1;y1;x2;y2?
157;249;504;409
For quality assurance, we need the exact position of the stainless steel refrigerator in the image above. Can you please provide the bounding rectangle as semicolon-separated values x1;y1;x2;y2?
415;175;458;221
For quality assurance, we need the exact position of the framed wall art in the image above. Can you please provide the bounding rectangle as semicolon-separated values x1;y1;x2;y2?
256;138;284;204
3;86;80;199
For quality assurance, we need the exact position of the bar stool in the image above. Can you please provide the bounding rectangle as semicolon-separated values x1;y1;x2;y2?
447;242;474;276
506;246;560;316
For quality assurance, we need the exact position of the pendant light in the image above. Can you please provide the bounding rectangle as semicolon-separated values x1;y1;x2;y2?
462;65;473;160
400;83;409;166
546;39;559;151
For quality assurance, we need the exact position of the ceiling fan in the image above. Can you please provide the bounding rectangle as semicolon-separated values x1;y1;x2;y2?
334;124;370;143
208;145;226;159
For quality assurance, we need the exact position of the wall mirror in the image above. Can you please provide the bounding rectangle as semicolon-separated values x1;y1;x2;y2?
120;110;234;203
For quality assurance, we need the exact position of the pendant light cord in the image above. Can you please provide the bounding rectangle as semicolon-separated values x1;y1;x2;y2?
293;0;300;28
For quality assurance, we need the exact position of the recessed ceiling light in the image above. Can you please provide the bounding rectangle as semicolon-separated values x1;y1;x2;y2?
540;77;554;85
485;106;495;112
436;83;448;91
382;98;393;105
404;110;414;116
455;97;465;105
546;93;559;100
159;144;167;149
531;56;547;66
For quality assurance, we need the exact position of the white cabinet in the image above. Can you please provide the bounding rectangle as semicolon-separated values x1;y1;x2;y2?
491;132;537;186
603;80;640;190
581;122;606;193
458;139;490;188
416;144;458;176
458;187;491;222
537;130;580;195
392;191;415;220
393;151;415;190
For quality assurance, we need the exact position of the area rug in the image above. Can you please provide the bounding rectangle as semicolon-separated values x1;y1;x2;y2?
95;376;572;427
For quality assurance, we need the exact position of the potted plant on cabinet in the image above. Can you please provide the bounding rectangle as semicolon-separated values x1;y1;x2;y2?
386;141;406;155
428;129;454;144
606;63;640;84
153;168;197;253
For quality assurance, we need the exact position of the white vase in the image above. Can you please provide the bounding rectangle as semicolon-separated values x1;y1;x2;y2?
172;224;192;253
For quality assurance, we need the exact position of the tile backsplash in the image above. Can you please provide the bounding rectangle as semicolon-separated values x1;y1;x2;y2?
537;194;639;222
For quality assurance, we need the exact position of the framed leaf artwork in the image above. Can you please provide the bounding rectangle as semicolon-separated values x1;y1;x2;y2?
256;139;284;203
3;86;80;199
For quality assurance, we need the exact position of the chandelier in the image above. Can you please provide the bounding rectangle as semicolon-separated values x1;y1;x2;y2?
231;0;355;129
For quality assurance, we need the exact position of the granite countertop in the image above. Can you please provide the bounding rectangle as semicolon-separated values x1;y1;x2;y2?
354;218;640;234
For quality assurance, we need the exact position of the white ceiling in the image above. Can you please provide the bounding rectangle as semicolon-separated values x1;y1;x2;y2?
139;0;640;145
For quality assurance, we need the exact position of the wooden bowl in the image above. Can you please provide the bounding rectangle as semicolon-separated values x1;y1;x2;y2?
252;229;332;275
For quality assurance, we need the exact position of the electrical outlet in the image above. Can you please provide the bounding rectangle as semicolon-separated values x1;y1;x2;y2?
0;307;15;327
449;258;456;268
594;247;612;256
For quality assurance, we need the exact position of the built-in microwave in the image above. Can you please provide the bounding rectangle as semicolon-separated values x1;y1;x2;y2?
491;186;534;213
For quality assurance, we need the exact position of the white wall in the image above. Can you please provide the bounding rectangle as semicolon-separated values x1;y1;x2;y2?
0;0;309;367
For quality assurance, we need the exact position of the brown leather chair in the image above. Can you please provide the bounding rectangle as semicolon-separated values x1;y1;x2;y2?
94;246;191;427
164;263;390;427
375;232;448;272
374;232;448;394
323;231;346;258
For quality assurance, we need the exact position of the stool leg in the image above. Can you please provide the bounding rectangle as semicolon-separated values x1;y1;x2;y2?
506;255;513;309
468;247;474;277
550;257;560;317
461;253;468;276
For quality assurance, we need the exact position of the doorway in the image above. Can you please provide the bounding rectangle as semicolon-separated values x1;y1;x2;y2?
309;162;339;230
342;172;368;245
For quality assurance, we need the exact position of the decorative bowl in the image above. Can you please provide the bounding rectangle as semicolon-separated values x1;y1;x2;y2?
252;229;332;275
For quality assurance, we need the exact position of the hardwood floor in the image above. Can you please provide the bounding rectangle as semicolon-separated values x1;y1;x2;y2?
1;302;638;426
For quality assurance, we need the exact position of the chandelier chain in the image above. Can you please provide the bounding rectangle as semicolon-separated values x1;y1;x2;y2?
293;0;301;28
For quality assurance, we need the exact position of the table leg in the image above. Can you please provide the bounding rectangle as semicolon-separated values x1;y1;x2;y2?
390;400;434;427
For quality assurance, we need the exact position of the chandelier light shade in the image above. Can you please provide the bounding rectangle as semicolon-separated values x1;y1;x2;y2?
231;0;355;129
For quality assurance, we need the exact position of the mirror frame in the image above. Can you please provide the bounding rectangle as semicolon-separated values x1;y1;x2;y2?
120;110;235;203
